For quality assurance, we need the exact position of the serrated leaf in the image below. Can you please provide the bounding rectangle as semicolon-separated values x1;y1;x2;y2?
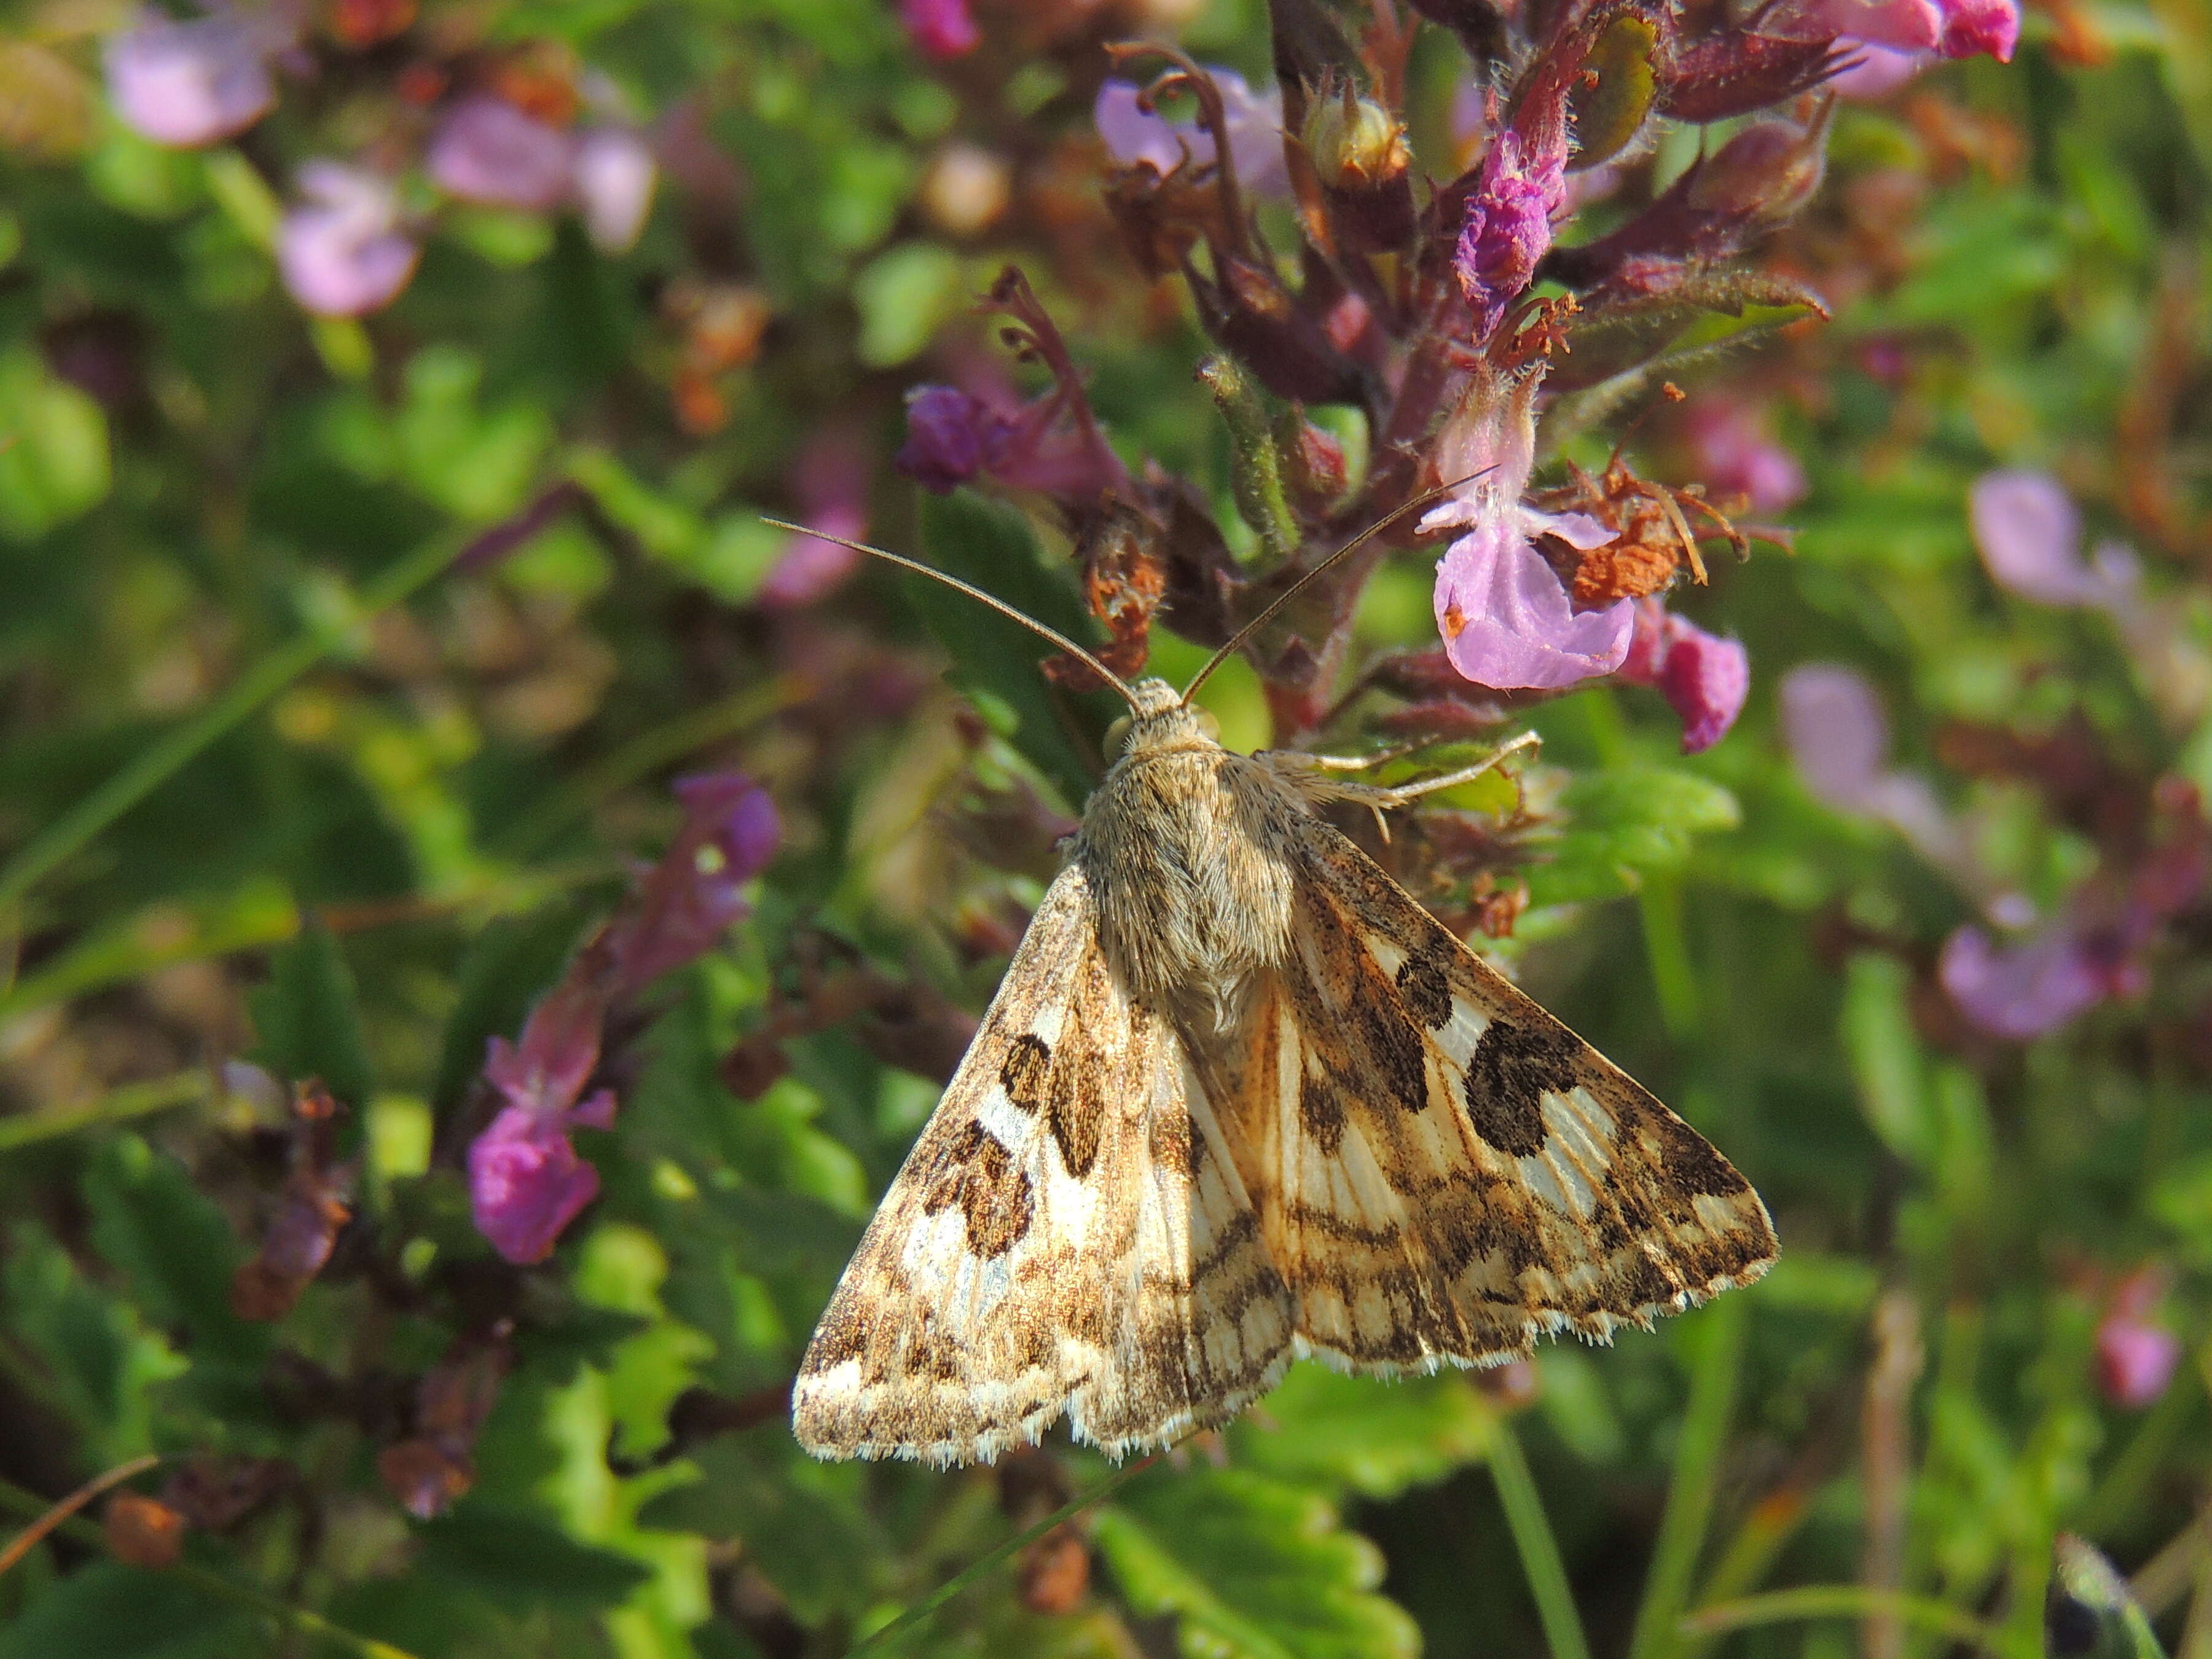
246;922;374;1110
1529;766;1741;903
414;1504;656;1611
914;490;1121;807
1227;1365;1497;1499
1093;1469;1419;1659
431;904;588;1110
80;1135;267;1372
0;1563;258;1659
1;1223;187;1462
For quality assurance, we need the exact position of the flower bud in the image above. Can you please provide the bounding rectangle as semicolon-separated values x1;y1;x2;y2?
1685;108;1833;230
1303;84;1416;251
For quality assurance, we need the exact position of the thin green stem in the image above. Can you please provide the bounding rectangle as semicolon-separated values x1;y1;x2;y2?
849;1451;1166;1655
1638;874;1701;1042
0;1477;422;1659
1489;1423;1593;1659
1628;1294;1749;1659
0;1070;213;1155
1680;1586;2004;1654
0;530;465;912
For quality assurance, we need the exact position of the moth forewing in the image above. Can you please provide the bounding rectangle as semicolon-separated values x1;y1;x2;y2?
794;671;1776;1465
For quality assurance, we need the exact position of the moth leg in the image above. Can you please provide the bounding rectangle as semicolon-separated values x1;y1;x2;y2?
1300;746;1416;772
1335;731;1541;810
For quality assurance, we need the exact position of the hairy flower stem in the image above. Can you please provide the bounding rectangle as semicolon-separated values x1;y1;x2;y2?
1198;355;1300;565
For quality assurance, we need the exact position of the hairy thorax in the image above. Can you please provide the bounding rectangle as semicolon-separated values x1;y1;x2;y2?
1071;684;1309;1026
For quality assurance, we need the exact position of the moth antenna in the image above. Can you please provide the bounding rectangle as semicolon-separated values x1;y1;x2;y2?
759;519;1144;713
1179;469;1496;707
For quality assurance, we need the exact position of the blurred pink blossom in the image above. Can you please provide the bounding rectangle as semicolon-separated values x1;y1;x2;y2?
1764;0;2018;60
573;127;657;251
900;0;979;60
2096;1269;2183;1409
763;428;873;608
104;8;283;149
1422;371;1630;691
428;96;573;211
277;162;420;317
1939;922;2112;1040
1685;401;1807;514
1969;469;2139;611
1094;69;1290;197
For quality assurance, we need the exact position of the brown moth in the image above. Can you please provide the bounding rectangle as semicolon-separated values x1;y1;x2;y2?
780;525;1778;1468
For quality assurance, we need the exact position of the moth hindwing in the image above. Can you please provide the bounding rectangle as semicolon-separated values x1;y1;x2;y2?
794;677;1776;1465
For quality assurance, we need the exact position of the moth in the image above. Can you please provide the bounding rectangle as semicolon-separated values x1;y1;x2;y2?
777;520;1778;1467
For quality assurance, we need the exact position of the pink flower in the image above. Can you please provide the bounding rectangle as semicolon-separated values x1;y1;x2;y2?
1778;663;1980;879
899;0;979;60
427;96;573;211
1422;370;1630;691
1685;401;1807;514
1829;42;1929;99
2096;1269;2183;1409
277;162;420;317
1969;470;2139;611
611;772;780;994
573;127;657;252
1094;69;1290;197
1618;602;1751;753
1453;129;1567;342
103;8;282;149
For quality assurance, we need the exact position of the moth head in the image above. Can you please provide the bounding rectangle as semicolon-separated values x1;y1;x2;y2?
1105;679;1219;758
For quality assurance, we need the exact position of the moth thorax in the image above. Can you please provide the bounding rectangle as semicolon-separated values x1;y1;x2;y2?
1078;743;1299;1026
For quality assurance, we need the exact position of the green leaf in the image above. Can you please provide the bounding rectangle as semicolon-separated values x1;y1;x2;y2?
1093;1469;1419;1659
1530;767;1740;904
1227;1365;1497;1500
1;1223;187;1462
914;490;1120;807
246;922;375;1110
415;1504;656;1612
80;1134;267;1371
431;904;587;1110
0;346;111;540
0;1564;259;1659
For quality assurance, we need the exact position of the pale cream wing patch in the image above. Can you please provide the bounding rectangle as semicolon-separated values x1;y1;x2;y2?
1204;817;1777;1375
793;864;1295;1465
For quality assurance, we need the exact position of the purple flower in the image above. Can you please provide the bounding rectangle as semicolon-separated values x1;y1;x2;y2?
573;127;657;252
427;96;574;212
1829;42;1929;99
1094;69;1290;197
899;0;979;60
895;385;1001;493
276;162;420;318
1778;663;1982;880
1937;0;2020;59
1969;469;2139;611
611;772;780;994
2096;1269;2182;1408
1422;369;1630;691
466;1092;616;1265
103;8;281;149
763;428;873;608
1454;129;1567;342
1763;0;2019;80
1618;602;1751;753
1685;401;1807;514
1939;922;2111;1040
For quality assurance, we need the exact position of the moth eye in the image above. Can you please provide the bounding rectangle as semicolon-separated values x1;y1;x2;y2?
1104;714;1133;756
1194;707;1220;741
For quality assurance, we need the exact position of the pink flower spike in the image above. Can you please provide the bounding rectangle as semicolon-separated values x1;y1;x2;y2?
468;1102;604;1264
1434;521;1634;690
428;96;574;212
900;0;980;60
277;163;420;318
104;8;281;149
